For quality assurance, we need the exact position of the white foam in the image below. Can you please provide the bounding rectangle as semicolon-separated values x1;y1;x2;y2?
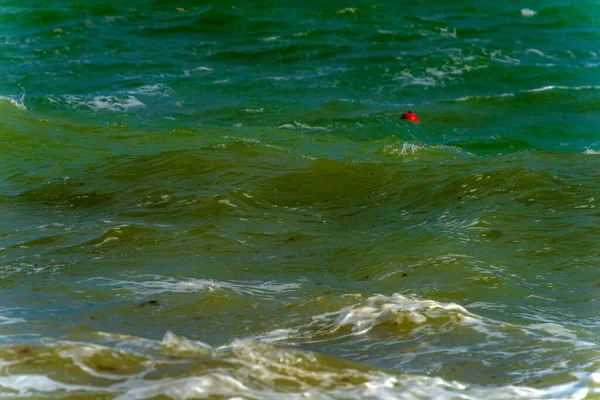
521;8;537;17
113;375;251;400
583;149;600;155
0;374;106;395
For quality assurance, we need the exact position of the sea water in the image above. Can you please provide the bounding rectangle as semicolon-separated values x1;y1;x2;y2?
1;1;599;398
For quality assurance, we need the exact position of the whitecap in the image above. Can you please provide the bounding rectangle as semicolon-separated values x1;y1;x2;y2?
521;8;537;17
336;7;357;14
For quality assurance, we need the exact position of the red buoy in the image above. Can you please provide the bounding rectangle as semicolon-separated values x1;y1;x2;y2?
401;111;419;123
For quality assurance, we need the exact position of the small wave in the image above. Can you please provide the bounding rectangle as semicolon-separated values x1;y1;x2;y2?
0;315;25;326
312;293;481;336
260;36;280;42
85;275;301;299
250;293;598;387
278;121;329;131
394;60;487;88
454;85;600;103
0;96;26;111
490;50;521;65
394;70;437;87
125;83;172;97
381;142;469;158
524;48;553;59
383;142;422;155
523;85;600;93
244;107;264;113
47;94;145;112
183;66;213;76
455;93;514;102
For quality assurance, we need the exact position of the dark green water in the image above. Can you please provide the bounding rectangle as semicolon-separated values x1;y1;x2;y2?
1;1;599;398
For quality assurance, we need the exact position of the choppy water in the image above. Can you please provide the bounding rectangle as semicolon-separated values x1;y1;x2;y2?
1;1;600;398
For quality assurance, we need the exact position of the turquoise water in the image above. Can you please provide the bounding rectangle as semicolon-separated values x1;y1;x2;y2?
1;1;600;398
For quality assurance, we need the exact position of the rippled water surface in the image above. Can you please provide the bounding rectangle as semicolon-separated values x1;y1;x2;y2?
1;0;600;398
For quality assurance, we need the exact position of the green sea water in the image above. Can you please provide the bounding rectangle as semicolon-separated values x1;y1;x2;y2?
1;1;600;398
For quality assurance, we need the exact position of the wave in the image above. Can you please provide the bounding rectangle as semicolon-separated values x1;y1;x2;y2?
0;86;27;111
453;85;600;103
380;141;470;158
257;293;597;344
0;325;596;399
46;94;145;112
85;275;301;299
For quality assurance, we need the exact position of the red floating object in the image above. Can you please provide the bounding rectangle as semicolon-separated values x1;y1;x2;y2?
401;111;419;123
